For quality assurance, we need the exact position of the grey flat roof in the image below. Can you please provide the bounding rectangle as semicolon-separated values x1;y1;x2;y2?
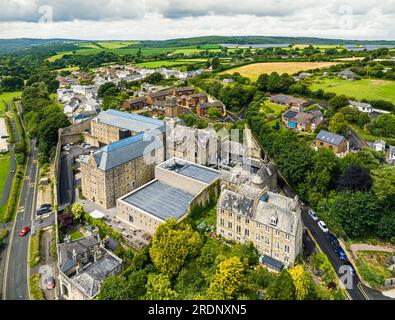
160;159;219;184
122;180;195;221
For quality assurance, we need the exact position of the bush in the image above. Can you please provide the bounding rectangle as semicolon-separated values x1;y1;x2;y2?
29;274;45;300
29;230;41;268
50;224;57;258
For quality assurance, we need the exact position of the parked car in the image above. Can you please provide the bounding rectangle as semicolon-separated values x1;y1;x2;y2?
318;220;329;233
308;209;318;221
37;206;51;215
336;246;348;262
40;203;52;209
327;233;339;247
46;276;55;290
19;226;30;236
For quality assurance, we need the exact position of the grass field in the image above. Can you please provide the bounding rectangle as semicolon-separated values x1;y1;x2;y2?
66;228;84;241
136;60;198;69
310;78;395;104
224;62;339;81
0;153;12;203
0;92;21;114
356;251;393;288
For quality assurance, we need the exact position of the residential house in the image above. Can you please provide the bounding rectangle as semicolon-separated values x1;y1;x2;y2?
338;70;358;80
349;100;373;113
282;109;323;132
196;101;226;117
269;94;310;109
315;130;348;155
122;97;147;111
373;139;386;152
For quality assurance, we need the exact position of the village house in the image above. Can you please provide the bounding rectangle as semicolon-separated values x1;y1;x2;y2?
122;96;147;111
372;139;386;152
349;100;373;113
282;109;324;132
179;92;208;108
216;188;303;271
196;101;226;117
116;157;220;236
338;69;358;80
58;234;123;300
269;94;310;109
315;130;348;155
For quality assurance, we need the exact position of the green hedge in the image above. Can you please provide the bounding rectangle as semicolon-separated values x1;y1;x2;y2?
51;224;57;258
29;274;45;300
29;230;42;268
83;212;122;242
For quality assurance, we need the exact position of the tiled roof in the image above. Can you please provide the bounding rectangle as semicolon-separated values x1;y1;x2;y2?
316;130;346;146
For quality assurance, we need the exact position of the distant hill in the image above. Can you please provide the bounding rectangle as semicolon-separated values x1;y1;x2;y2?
0;38;83;52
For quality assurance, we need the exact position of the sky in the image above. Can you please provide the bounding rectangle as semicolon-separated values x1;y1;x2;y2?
0;0;395;40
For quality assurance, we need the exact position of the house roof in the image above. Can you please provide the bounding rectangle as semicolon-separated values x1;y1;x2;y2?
93;109;164;133
121;180;195;221
349;100;372;109
338;70;357;76
283;110;298;121
90;132;163;171
260;255;284;271
316;130;346;146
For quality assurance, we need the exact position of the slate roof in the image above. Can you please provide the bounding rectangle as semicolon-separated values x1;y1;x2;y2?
90;132;163;171
283;110;298;121
316;130;346;146
93;109;164;133
122;180;195;221
261;255;284;271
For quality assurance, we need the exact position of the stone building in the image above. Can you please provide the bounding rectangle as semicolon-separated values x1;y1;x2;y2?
116;158;220;236
58;234;122;300
216;189;303;270
81;132;164;209
315;130;348;155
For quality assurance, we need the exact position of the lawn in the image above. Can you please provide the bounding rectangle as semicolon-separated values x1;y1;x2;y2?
0;92;22;114
309;78;395;104
0;154;12;202
264;100;287;113
66;228;84;241
224;61;340;81
356;250;393;288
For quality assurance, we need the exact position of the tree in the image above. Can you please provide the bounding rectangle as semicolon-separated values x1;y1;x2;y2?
328;191;380;238
0;76;24;91
288;265;313;300
145;273;177;300
267;270;296;300
207;256;246;299
97;276;131;300
207;107;222;118
371;165;395;208
149;219;202;277
145;72;164;84
336;164;372;192
328;113;349;135
98;82;117;98
71;203;85;222
329;95;349;110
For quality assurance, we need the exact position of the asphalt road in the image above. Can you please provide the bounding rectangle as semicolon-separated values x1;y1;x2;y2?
3;139;39;300
348;128;369;150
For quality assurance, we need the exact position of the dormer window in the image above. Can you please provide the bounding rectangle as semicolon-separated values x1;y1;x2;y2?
270;215;278;226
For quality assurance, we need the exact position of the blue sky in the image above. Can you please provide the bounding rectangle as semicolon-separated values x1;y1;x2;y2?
0;0;394;40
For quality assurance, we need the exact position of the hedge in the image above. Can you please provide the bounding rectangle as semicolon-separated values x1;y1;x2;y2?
50;224;57;258
29;274;45;300
29;230;42;268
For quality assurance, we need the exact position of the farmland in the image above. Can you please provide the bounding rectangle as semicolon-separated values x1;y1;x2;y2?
223;61;340;81
309;78;395;104
135;60;198;69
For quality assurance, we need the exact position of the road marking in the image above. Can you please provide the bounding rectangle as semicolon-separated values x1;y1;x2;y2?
357;283;370;300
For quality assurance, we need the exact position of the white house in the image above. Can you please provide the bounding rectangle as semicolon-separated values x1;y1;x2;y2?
373;139;386;152
349;100;373;114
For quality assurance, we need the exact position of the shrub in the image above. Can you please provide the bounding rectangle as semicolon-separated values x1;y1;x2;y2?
29;274;45;300
29;230;41;267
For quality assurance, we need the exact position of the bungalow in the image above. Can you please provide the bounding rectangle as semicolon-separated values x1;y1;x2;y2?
196;101;226;117
282;109;323;132
349;100;373;113
269;94;310;109
122;97;147;111
315;130;348;155
373;139;386;152
338;70;358;80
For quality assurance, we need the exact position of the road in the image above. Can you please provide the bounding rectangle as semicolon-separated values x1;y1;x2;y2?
348;128;369;150
3;139;39;300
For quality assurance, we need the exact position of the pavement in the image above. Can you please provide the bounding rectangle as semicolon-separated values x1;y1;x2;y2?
3;139;39;300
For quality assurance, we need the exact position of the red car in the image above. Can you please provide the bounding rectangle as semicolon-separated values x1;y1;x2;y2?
19;226;30;236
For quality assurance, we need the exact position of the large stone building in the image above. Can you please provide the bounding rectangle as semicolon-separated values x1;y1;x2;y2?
58;234;122;300
116;158;220;236
315;130;348;155
81;132;164;209
80;109;166;209
216;188;303;270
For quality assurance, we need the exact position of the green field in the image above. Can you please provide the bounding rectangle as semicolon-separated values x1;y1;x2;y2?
0;154;12;203
0;92;21;114
136;60;198;69
310;78;395;104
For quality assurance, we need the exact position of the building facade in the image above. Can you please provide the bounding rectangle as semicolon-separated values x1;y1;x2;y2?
315;130;348;155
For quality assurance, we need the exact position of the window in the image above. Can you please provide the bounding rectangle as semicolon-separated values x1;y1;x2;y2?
285;234;290;241
245;229;250;237
220;209;224;214
284;256;289;262
228;212;232;218
228;222;233;229
228;232;233;237
274;252;279;258
265;226;270;233
237;216;241;222
220;218;224;227
236;225;241;234
275;230;280;237
285;245;290;254
265;237;270;245
256;222;261;229
220;229;224;234
270;215;278;226
256;233;261;241
128;215;134;223
245;219;249;224
275;242;280;250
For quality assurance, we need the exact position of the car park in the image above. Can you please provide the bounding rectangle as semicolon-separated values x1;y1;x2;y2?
318;220;329;233
308;209;318;221
336;246;348;262
19;226;30;236
327;233;339;247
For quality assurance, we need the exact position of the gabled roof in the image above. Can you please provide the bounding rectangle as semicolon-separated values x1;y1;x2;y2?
316;130;346;146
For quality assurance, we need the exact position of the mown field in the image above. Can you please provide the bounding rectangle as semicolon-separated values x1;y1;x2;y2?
223;61;339;81
310;78;395;104
0;91;21;113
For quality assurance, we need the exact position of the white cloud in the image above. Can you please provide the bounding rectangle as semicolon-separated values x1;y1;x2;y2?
0;0;394;40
